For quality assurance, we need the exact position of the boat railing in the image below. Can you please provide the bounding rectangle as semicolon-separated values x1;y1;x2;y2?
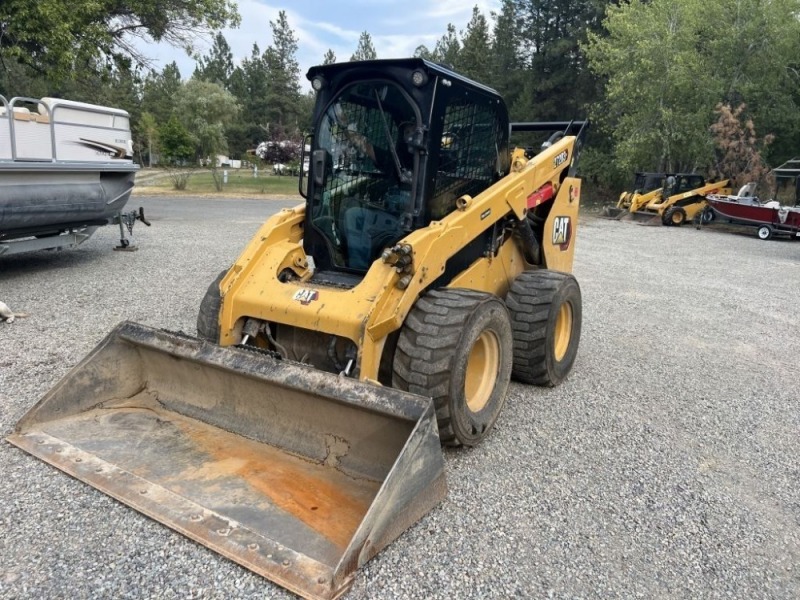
0;94;132;164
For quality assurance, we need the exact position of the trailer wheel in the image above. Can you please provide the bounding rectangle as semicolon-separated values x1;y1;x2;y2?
197;270;226;343
757;225;773;240
700;206;715;224
392;289;513;447
505;270;582;386
662;206;687;226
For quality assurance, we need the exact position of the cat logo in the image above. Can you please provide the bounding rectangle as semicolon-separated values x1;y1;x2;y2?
292;289;319;305
553;150;569;168
552;216;572;250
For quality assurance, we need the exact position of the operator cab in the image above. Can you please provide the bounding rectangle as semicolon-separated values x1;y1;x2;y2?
303;58;510;275
632;172;667;194
663;173;705;197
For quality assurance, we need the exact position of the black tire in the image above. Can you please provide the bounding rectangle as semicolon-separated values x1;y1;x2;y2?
505;270;582;386
700;206;715;224
757;225;773;240
392;288;513;447
662;206;687;226
197;270;226;343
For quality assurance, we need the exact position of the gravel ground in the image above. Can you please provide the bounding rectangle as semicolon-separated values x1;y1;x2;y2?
1;196;798;599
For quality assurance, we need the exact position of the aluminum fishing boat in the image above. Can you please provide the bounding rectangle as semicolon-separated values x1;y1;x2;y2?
706;184;800;240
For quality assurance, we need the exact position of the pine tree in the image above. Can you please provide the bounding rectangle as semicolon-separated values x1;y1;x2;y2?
193;32;235;88
413;45;434;60
322;49;337;65
264;10;302;128
459;7;492;83
432;24;460;68
141;62;183;126
226;43;271;158
350;31;377;61
490;0;523;107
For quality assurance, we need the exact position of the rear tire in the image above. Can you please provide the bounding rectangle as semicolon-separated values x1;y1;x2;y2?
757;225;773;240
662;206;687;226
392;289;513;447
505;270;582;386
197;270;226;343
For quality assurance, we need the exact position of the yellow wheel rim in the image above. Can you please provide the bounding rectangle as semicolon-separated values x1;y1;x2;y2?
464;331;500;413
553;302;573;362
671;211;683;224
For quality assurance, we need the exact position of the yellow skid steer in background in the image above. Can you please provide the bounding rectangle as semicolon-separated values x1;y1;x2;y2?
602;171;664;219
10;59;588;600
605;173;730;225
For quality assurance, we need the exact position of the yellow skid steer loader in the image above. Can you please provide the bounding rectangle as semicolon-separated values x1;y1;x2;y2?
602;171;664;219
606;173;730;225
9;59;587;600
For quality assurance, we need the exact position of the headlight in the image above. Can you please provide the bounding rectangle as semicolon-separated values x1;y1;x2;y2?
311;76;326;91
411;70;428;87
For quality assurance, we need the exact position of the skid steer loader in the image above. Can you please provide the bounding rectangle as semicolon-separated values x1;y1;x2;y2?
605;173;730;225
9;59;587;600
601;171;665;218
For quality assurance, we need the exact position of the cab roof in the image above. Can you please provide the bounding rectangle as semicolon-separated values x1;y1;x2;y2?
306;57;502;98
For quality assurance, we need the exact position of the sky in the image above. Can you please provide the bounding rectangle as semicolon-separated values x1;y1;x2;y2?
144;0;501;85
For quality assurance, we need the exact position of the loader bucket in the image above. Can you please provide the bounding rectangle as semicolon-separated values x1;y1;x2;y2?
624;211;663;225
600;205;625;219
8;322;447;600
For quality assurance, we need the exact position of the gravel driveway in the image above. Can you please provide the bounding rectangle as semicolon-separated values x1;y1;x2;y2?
1;196;798;599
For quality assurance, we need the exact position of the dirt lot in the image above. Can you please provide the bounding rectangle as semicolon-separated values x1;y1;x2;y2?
1;197;798;599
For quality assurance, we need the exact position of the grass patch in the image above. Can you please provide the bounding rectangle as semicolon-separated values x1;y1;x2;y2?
136;169;301;196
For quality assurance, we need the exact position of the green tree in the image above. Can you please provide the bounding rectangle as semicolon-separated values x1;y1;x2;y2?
175;78;240;190
489;0;523;109
226;43;271;157
510;0;607;121
413;45;434;60
139;112;159;167
175;79;240;159
432;24;461;67
296;92;316;132
586;0;716;171
141;62;183;126
158;114;194;189
351;31;377;61
194;32;235;88
585;0;800;174
0;0;240;83
700;0;800;164
322;49;337;65
264;10;301;128
1;54;143;112
459;7;492;83
158;115;194;164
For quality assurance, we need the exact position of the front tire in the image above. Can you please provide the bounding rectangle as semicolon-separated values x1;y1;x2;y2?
392;289;513;447
197;270;226;343
662;206;687;226
505;270;582;386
